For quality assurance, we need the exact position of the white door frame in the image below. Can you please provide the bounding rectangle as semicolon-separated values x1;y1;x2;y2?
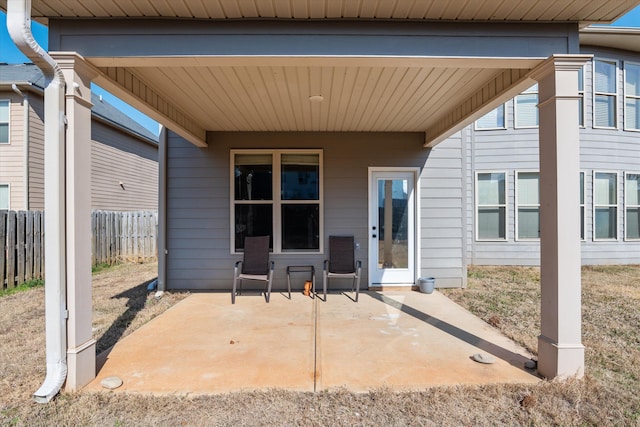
367;167;420;287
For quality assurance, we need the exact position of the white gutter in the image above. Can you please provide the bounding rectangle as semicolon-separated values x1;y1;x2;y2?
11;84;29;209
7;0;68;403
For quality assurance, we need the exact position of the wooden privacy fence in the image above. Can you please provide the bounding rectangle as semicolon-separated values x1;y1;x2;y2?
1;210;158;290
1;210;45;289
92;210;158;266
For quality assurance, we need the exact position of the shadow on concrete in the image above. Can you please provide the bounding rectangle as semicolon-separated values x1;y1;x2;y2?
369;291;538;374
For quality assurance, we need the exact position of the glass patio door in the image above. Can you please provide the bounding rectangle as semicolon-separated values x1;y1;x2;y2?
369;170;416;285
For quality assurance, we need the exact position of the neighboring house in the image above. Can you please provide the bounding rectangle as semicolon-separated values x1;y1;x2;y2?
466;27;640;267
4;0;639;392
0;64;158;212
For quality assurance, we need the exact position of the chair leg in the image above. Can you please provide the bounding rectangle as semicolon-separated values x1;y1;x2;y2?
355;275;361;302
322;272;327;302
232;276;238;304
265;270;274;303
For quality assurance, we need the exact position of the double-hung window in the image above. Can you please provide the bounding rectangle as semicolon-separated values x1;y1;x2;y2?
594;171;618;240
0;100;9;144
0;184;9;210
594;60;618;128
475;104;505;130
624;62;640;131
578;66;585;127
476;172;506;240
515;84;538;128
232;150;322;253
625;173;640;240
516;172;540;240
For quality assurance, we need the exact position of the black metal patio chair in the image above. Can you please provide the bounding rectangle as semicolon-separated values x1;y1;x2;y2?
322;235;362;302
232;235;275;304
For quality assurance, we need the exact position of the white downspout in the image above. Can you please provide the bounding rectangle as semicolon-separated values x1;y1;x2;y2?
7;0;68;403
11;84;29;210
156;125;167;296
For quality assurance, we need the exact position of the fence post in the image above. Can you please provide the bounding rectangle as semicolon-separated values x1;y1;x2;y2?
0;211;6;289
25;211;34;281
6;211;16;288
34;211;42;280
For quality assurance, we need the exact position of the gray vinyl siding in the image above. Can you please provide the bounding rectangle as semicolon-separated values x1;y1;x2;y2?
420;132;466;288
464;47;640;266
165;131;464;290
91;120;158;211
28;96;45;210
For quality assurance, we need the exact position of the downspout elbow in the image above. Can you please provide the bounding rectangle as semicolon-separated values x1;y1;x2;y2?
7;0;68;404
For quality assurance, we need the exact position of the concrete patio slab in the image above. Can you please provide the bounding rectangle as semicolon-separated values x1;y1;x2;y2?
84;290;539;395
316;291;538;391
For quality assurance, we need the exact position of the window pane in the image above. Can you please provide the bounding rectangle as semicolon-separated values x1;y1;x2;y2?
478;207;506;239
234;204;273;251
0;101;8;121
476;105;504;129
627;174;640;205
0;123;8;144
581;206;585;240
595;207;617;239
578;66;584;92
625;63;640;97
478;173;505;205
0;185;8;210
281;154;319;200
281;204;319;250
595;173;617;205
595;60;616;93
627;207;640;239
234;154;272;201
626;98;640;130
516;93;538;127
518;207;540;239
595;95;616;127
518;172;539;205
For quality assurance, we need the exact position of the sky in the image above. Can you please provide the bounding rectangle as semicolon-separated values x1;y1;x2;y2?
1;5;640;135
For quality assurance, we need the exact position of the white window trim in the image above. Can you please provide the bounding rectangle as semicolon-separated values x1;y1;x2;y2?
624;171;640;241
514;85;539;129
623;61;640;132
515;170;540;241
0;99;10;145
475;171;507;242
578;65;586;128
580;171;586;241
593;170;619;241
474;104;507;131
229;149;324;255
593;58;618;130
0;183;10;211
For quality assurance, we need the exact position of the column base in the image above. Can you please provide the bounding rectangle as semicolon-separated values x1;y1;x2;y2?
66;339;96;391
537;334;584;380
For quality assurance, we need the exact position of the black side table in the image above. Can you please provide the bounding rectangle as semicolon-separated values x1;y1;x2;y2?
286;265;316;299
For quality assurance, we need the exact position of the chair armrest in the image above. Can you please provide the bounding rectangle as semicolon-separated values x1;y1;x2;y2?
269;260;275;270
235;260;243;268
355;260;362;268
323;259;329;271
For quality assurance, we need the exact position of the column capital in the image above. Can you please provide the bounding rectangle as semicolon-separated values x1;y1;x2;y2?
529;54;593;81
50;52;99;78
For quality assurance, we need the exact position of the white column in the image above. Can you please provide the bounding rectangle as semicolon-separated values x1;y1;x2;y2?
533;55;590;379
54;53;98;390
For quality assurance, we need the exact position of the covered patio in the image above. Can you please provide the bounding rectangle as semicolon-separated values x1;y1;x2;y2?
7;0;638;402
85;290;539;394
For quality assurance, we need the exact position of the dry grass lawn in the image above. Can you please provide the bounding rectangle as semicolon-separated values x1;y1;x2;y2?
1;263;639;426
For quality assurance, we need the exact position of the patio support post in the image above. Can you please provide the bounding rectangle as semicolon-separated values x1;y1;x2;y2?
533;55;590;379
53;53;98;390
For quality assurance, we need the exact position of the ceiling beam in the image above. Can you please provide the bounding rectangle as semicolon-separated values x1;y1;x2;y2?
423;68;536;148
93;66;207;148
